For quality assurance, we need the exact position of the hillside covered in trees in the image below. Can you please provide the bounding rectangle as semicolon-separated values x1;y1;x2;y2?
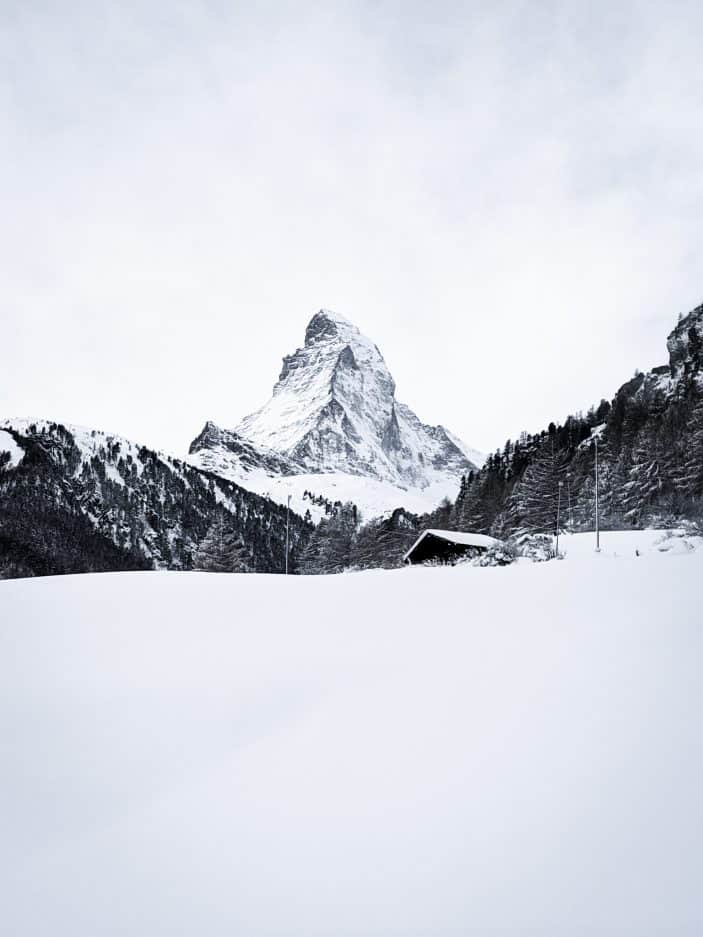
452;302;703;539
0;420;312;580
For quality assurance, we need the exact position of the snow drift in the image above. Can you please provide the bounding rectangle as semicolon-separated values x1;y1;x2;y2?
1;539;701;936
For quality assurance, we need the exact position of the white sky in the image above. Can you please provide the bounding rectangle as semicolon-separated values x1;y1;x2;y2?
2;0;703;456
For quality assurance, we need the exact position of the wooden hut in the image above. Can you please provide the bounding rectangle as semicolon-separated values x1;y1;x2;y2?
403;529;501;566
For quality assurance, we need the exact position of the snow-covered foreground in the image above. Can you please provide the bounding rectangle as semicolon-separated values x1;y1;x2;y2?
1;543;702;936
557;527;703;559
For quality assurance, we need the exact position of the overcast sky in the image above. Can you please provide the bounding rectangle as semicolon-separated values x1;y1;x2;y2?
2;0;703;456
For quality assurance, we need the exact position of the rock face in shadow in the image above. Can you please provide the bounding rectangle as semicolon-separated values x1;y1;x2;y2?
667;303;703;380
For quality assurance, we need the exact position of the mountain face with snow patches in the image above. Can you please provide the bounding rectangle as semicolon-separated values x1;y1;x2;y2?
188;310;482;519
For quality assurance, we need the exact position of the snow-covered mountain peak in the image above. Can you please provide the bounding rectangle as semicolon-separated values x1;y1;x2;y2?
237;309;398;464
189;308;482;518
301;309;384;364
304;308;359;343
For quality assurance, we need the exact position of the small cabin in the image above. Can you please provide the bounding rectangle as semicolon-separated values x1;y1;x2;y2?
403;529;501;566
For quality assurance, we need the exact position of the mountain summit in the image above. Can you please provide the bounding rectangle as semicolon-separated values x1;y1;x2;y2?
234;309;478;485
188;309;482;519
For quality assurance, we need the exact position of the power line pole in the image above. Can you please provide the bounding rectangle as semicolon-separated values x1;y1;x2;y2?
566;471;573;530
556;481;563;557
285;494;291;575
594;437;600;552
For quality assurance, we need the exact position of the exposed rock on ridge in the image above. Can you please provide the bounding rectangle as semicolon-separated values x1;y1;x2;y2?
667;303;703;380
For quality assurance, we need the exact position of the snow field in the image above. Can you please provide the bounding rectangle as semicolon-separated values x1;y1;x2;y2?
555;527;703;559
223;467;463;523
0;429;25;468
1;544;702;936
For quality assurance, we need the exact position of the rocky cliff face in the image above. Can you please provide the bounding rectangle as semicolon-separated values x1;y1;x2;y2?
667;303;703;381
189;422;303;479
191;310;480;502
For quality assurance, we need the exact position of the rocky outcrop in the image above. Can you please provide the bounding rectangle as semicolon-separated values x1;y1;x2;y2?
667;303;703;380
189;421;302;476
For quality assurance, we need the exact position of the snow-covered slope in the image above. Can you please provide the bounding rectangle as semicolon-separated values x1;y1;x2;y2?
226;469;467;525
556;527;703;558
189;310;481;519
2;540;701;936
1;417;170;479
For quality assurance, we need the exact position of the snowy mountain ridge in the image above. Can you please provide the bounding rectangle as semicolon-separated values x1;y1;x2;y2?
189;309;482;519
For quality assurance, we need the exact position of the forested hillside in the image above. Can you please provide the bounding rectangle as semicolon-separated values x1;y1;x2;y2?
0;420;311;580
453;303;703;537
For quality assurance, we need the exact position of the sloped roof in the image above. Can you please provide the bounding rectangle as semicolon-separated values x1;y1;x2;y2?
403;529;502;563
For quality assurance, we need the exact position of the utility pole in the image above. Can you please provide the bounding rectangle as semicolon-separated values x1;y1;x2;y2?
566;471;573;530
285;494;291;575
556;481;563;557
594;437;600;552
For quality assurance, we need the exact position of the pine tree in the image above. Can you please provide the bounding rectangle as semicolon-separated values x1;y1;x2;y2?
297;502;358;574
509;439;566;534
674;397;703;501
297;524;326;574
347;508;419;570
621;430;663;524
194;510;250;573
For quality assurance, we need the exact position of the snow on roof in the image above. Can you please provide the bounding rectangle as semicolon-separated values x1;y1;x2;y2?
403;529;501;562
